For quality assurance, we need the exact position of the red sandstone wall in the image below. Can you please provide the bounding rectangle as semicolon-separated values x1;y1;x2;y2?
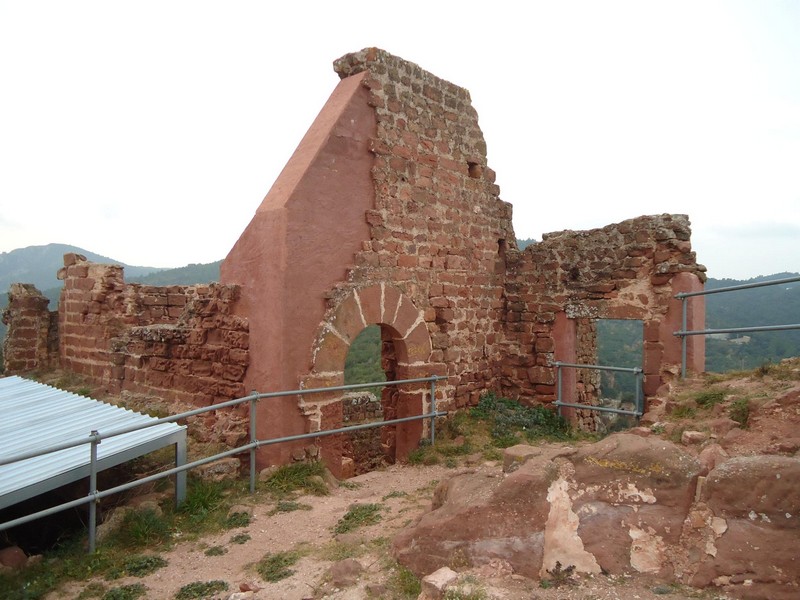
502;214;706;409
2;283;58;372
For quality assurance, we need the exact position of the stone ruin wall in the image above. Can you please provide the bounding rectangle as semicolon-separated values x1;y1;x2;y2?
500;214;707;427
3;253;251;446
2;284;58;373
2;48;706;473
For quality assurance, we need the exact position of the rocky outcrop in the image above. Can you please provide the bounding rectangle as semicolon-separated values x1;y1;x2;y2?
392;433;800;599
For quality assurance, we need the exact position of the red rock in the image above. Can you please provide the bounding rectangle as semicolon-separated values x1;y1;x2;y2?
0;546;27;570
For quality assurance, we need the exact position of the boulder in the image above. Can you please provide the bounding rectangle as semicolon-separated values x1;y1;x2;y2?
393;434;700;581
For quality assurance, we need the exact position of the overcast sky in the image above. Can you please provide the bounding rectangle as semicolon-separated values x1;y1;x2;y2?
1;1;798;280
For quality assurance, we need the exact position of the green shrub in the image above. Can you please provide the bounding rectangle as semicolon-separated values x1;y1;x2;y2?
333;503;382;534
694;388;727;407
103;584;147;600
256;551;301;582
471;393;570;442
174;580;228;599
729;398;750;427
261;462;328;497
108;509;172;549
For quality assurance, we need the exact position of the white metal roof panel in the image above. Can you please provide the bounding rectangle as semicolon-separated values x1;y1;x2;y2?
0;375;186;509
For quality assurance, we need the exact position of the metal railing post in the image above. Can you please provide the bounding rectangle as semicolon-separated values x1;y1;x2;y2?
429;378;436;445
249;392;257;494
635;369;643;417
681;296;688;379
556;362;563;418
88;430;99;553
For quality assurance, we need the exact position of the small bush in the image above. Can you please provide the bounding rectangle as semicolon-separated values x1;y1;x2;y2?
122;554;167;577
179;478;225;522
230;533;251;545
256;551;301;582
204;545;226;556
108;509;172;549
471;393;570;443
224;511;251;528
333;503;382;534
103;584;147;600
694;388;727;407
268;500;312;516
387;564;421;598
261;462;328;497
729;398;750;427
174;580;228;599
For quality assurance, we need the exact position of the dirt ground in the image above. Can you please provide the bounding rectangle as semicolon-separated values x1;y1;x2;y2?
47;458;734;600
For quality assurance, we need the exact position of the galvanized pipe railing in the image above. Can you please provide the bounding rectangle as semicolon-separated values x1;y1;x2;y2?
553;361;644;417
675;275;800;378
0;375;448;552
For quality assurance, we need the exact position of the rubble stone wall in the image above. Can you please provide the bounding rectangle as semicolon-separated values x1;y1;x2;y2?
2;283;58;373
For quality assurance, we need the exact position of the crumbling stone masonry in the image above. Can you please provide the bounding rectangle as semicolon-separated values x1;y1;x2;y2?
3;48;705;475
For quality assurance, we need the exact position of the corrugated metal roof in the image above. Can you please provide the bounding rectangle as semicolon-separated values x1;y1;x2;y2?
0;375;186;510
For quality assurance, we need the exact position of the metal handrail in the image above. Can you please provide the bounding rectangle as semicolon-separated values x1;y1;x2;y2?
675;275;800;377
552;361;644;417
0;375;448;551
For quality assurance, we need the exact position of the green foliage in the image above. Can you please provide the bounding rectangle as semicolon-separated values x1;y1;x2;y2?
444;587;488;600
333;503;383;534
77;582;107;599
407;445;440;465
103;584;147;600
543;561;576;587
178;478;225;524
224;511;251;528
694;388;727;407
670;404;697;420
268;500;313;515
204;545;226;556
127;261;221;286
230;533;251;545
119;554;167;578
344;324;386;389
255;551;301;582
596;319;643;401
261;461;329;497
174;580;228;599
729;398;750;427
471;392;570;442
387;564;421;598
107;508;172;549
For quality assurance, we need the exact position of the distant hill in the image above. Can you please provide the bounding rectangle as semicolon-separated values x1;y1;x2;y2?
0;244;164;293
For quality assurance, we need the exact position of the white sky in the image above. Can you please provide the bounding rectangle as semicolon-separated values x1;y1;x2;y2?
1;1;798;279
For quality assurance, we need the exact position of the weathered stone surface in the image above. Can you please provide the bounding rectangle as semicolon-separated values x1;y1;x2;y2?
419;566;459;600
0;546;28;570
325;558;364;587
394;434;699;582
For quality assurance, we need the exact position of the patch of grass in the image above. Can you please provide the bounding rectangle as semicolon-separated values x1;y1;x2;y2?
178;478;226;523
255;550;302;582
268;500;312;515
694;387;727;407
224;511;251;528
174;580;228;599
481;446;502;461
444;586;489;600
386;563;421;598
382;490;407;500
729;398;751;427
120;554;167;578
204;545;227;556
471;392;570;444
106;508;172;549
408;445;440;465
102;583;147;600
315;539;373;562
339;480;362;490
333;503;383;534
230;533;251;545
670;404;697;420
261;461;329;497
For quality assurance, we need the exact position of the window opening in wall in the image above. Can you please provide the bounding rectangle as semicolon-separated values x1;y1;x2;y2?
596;318;644;411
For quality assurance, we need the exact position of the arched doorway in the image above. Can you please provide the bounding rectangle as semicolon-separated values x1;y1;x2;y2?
302;284;433;477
